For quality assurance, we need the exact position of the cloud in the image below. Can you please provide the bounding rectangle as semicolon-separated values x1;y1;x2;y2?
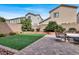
25;7;49;19
25;7;45;13
0;7;49;19
0;11;24;19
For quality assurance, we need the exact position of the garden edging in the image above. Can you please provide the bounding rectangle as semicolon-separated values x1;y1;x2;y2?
15;35;47;54
0;45;19;54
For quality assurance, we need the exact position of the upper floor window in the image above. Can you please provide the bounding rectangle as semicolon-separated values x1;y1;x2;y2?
28;16;31;19
54;12;59;18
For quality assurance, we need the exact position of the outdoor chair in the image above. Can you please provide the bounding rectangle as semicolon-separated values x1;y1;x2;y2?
55;32;67;42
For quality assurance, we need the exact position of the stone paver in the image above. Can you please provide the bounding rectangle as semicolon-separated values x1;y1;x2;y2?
16;35;79;55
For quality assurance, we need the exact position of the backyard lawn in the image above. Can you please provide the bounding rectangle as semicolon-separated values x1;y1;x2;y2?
0;34;45;50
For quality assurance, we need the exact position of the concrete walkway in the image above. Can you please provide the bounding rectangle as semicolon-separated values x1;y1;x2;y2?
16;35;79;55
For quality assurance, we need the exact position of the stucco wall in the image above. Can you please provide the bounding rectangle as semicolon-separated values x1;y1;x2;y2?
50;6;77;25
7;23;22;33
77;14;79;23
25;14;42;27
39;23;79;32
39;17;51;31
0;23;22;34
0;23;12;34
40;19;51;25
61;23;79;31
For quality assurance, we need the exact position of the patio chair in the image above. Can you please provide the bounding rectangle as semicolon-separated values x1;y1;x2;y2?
55;32;67;42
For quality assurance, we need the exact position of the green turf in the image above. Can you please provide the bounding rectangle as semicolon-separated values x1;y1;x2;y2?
0;34;45;50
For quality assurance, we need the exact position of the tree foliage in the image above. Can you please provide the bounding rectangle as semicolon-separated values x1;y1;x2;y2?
0;16;6;22
21;19;32;31
44;21;65;32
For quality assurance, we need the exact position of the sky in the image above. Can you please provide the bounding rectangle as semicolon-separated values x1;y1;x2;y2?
0;4;79;20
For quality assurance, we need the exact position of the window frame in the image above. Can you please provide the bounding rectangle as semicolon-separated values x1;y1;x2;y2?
53;12;59;18
28;16;31;19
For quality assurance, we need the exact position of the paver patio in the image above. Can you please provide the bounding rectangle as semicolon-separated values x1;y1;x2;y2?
16;35;79;55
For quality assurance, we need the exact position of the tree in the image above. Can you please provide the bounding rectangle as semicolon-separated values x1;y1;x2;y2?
0;16;6;22
21;19;32;31
44;21;65;32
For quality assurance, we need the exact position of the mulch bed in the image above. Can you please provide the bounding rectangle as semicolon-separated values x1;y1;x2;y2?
0;48;14;55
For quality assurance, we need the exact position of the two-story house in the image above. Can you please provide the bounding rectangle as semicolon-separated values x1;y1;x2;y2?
25;13;43;28
6;12;43;30
40;4;78;31
49;4;78;24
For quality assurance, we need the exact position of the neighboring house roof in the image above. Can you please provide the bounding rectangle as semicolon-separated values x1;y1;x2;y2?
25;12;39;16
9;17;25;20
7;12;43;22
25;12;43;20
39;17;51;24
49;4;78;13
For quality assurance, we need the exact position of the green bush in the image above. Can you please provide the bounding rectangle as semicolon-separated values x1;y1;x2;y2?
9;32;16;35
36;28;40;32
21;19;32;31
44;21;65;32
31;29;34;32
0;16;6;22
21;25;26;31
0;34;6;37
44;21;57;32
55;25;65;32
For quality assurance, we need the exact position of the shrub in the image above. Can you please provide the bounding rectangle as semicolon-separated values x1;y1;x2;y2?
68;28;77;33
0;16;6;22
44;21;57;32
21;25;26;31
31;29;34;32
55;25;65;33
9;32;16;35
0;34;6;37
21;19;32;31
44;21;65;32
36;28;40;32
20;32;22;33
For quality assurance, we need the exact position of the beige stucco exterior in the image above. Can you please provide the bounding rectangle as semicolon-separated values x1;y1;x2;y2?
25;14;42;29
61;23;79;31
7;23;22;33
40;18;51;25
0;23;22;34
6;13;43;30
39;17;51;31
2;4;79;33
50;6;77;25
39;5;79;31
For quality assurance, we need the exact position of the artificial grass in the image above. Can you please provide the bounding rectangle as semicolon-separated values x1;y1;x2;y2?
0;34;45;50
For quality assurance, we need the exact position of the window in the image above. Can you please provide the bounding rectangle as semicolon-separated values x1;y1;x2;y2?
54;12;59;18
28;16;31;19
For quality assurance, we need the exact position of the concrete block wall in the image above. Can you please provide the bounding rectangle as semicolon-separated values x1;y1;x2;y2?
0;23;22;34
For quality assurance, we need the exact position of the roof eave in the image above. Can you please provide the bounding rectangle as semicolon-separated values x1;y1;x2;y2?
49;4;78;13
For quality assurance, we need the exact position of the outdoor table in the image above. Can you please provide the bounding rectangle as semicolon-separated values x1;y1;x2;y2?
66;33;79;42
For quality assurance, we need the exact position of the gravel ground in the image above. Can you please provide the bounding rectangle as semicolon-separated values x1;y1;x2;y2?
0;48;14;55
